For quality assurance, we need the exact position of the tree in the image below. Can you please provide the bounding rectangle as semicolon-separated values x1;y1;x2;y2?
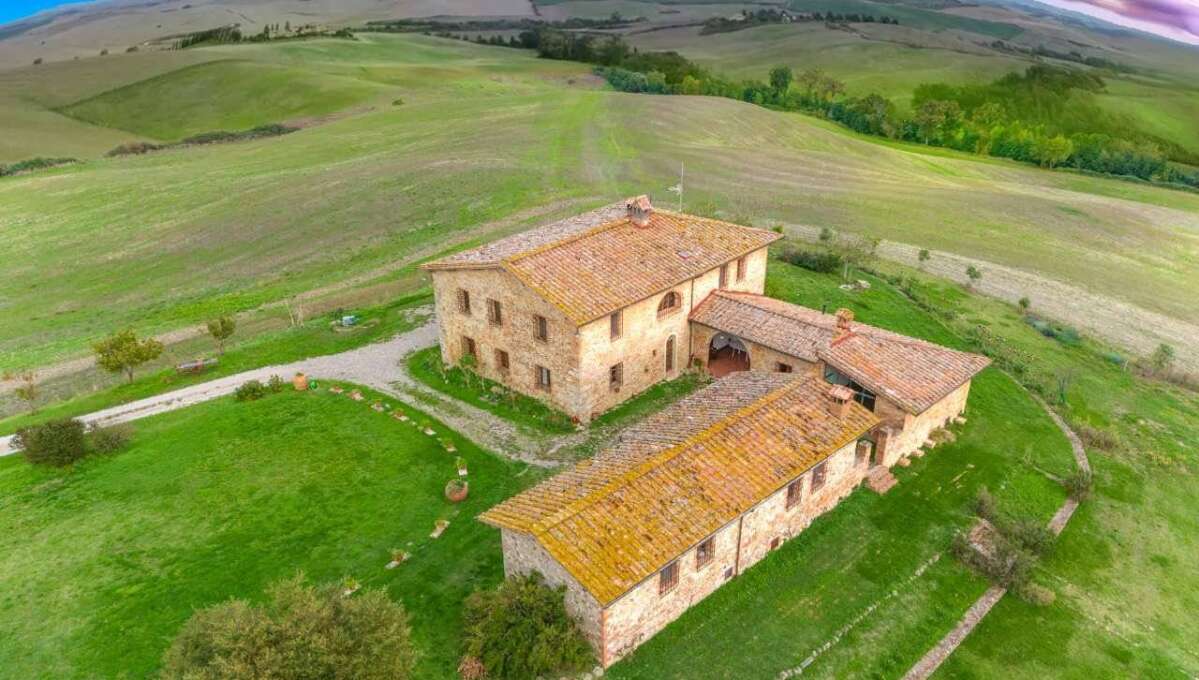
917;249;930;268
206;315;236;355
1034;134;1074;168
93;329;164;383
769;65;793;99
1018;296;1031;315
162;574;414;680
818;226;834;243
1150;343;1175;374
965;265;982;289
462;572;594;679
835;234;880;281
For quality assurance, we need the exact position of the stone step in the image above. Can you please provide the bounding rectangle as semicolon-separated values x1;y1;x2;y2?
867;466;898;495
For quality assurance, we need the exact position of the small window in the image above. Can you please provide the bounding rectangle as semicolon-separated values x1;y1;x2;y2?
659;561;679;595
457;289;471;315
776;362;793;374
736;256;747;282
665;335;676;372
657;291;681;317
719;264;728;289
786;479;803;509
533;314;548;342
811;461;827;491
495;349;510;372
487;298;503;326
461;336;477;358
610;311;622;340
609;363;623;391
696;537;715;569
535;365;552;391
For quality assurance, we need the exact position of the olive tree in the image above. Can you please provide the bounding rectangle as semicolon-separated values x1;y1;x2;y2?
93;329;163;383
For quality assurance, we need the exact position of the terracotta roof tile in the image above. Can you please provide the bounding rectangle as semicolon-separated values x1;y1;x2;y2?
691;291;991;414
479;372;878;604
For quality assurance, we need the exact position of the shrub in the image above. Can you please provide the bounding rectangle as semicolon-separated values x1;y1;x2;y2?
1077;424;1117;451
0;156;78;177
1005;517;1054;557
162;574;414;680
778;245;843;273
15;419;88;466
235;379;268;401
267;374;286;393
462;572;594;679
106;141;163;157
974;487;998;523
1017;582;1056;606
88;423;133;454
1063;467;1093;501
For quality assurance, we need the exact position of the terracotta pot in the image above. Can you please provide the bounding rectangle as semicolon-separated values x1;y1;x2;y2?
292;373;309;391
445;480;469;503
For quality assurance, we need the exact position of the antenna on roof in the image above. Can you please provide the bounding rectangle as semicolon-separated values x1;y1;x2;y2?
666;161;684;212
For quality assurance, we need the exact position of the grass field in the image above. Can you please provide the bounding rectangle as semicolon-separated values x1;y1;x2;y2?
0;383;532;679
1;33;1196;378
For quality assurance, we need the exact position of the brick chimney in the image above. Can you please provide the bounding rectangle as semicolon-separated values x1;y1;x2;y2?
627;195;654;228
835;308;854;331
828;384;855;418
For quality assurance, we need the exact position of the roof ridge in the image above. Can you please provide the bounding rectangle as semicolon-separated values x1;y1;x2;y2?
528;375;807;536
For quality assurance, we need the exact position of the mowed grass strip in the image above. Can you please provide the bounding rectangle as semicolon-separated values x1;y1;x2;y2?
0;383;531;679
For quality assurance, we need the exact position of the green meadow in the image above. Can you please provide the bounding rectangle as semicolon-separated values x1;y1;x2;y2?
1;33;1196;376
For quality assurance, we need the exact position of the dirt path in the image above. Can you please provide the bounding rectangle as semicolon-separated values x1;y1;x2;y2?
901;385;1090;680
783;223;1199;372
0;320;578;467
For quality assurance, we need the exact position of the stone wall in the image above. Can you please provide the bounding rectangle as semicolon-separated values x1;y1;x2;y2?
500;529;604;649
877;380;972;464
429;267;583;416
598;439;865;666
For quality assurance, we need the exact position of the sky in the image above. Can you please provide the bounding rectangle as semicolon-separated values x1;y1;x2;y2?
0;0;98;25
1030;0;1199;44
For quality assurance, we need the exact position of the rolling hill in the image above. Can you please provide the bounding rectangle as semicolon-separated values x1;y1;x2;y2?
0;33;1196;376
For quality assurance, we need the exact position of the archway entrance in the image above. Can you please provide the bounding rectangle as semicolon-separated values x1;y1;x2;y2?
708;333;750;378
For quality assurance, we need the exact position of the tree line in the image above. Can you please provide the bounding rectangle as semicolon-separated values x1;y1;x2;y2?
505;30;1198;188
701;8;898;35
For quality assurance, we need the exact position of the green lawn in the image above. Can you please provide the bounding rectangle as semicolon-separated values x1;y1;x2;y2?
2;33;1198;374
0;382;533;679
607;259;1075;678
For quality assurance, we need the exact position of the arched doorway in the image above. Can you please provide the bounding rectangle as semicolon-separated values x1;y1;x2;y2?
708;333;750;378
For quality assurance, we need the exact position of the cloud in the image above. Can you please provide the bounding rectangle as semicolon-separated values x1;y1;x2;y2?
1031;0;1199;44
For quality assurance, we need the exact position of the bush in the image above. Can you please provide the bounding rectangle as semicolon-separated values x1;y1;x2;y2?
0;156;78;177
235;379;268;402
106;141;163;157
778;246;843;274
1077;424;1117;451
15;419;88;466
267;374;286;393
462;572;594;679
88;423;133;454
1063;467;1093;501
162;574;414;680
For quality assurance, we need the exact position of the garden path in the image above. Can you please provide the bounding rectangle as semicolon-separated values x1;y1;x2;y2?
0;320;582;467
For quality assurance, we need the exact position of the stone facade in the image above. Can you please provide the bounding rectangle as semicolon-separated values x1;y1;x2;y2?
875;380;972;465
497;440;868;667
427;247;770;423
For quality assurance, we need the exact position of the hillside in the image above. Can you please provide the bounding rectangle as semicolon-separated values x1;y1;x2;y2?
0;33;1196;378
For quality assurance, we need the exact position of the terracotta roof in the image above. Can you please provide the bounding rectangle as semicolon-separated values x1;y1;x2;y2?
691;291;991;414
479;372;878;605
422;199;781;325
422;202;630;270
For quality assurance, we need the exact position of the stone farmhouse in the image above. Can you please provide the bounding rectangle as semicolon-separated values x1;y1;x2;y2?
425;196;990;665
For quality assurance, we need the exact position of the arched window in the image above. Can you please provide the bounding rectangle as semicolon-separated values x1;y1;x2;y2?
657;291;681;317
665;335;676;372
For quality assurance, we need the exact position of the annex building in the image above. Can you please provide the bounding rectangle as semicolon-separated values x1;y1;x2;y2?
423;196;990;665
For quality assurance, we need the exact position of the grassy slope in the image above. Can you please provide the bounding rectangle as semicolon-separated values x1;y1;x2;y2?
0;383;531;679
60;57;386;141
0;35;1196;371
